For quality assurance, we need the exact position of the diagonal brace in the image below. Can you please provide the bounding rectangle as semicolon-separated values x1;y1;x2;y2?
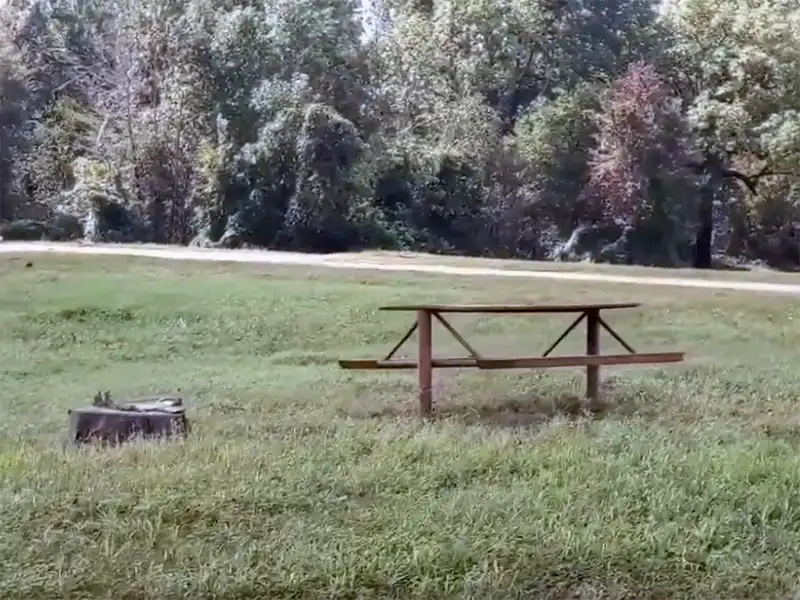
433;312;482;358
542;312;586;357
383;321;418;360
597;315;636;354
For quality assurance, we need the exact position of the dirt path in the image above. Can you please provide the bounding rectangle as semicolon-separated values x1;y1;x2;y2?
3;240;800;295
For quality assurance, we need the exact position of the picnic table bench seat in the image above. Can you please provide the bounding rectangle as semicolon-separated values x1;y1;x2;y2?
339;352;684;371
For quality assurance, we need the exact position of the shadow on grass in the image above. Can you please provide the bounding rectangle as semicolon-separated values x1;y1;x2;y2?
344;376;643;430
438;379;641;428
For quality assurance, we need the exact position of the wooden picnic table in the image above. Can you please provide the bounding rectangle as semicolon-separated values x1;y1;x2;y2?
339;302;685;416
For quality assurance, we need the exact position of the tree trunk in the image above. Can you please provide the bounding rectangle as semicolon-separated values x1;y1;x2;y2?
694;184;714;269
0;154;13;221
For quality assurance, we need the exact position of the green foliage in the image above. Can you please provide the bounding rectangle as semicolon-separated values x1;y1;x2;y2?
27;97;95;204
0;38;31;220
1;0;799;266
0;215;83;240
516;86;598;235
666;0;800;169
0;219;47;240
661;0;800;265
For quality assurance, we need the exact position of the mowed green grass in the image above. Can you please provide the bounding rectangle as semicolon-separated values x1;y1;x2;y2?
2;254;800;600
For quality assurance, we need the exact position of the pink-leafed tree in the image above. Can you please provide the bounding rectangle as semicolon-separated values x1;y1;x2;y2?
585;61;698;227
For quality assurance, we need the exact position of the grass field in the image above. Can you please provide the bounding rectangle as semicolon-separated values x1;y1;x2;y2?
2;253;800;599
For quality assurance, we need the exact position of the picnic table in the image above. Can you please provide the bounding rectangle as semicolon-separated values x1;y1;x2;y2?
339;302;685;416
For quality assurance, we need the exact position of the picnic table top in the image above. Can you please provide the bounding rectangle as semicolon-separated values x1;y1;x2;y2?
379;302;641;314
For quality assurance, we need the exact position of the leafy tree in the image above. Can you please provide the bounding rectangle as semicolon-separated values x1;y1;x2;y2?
376;0;662;136
515;85;599;237
583;61;698;265
663;0;800;266
0;38;31;220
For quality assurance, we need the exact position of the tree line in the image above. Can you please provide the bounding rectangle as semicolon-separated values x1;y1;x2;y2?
1;0;799;268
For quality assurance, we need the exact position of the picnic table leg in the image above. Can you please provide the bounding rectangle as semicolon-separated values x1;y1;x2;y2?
585;309;600;403
417;309;433;416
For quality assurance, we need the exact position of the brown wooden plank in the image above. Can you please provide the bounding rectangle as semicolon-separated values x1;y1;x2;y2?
379;302;640;313
339;358;479;370
476;352;685;370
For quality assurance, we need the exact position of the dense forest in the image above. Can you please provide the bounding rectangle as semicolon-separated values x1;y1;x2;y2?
0;0;798;267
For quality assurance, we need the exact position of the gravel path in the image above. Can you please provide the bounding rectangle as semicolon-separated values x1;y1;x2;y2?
2;240;800;295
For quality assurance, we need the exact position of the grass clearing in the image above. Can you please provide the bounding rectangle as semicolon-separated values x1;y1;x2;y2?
2;253;800;599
